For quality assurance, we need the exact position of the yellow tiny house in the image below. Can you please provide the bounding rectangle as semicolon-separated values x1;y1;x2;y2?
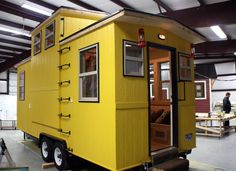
17;8;205;171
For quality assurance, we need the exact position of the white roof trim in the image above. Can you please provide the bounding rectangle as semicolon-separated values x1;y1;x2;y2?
60;9;206;46
60;10;125;45
32;8;107;35
15;57;31;68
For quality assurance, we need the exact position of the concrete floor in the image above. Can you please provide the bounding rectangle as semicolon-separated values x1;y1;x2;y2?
0;130;233;171
0;130;57;171
189;131;236;171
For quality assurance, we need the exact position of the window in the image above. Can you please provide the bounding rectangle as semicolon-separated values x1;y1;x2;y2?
45;21;55;49
123;40;144;77
19;71;25;101
79;44;99;102
0;71;9;94
195;81;206;99
160;62;170;100
34;32;41;55
178;52;191;81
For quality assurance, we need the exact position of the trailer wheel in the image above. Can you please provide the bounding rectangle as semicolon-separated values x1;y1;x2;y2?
41;137;53;162
53;142;69;170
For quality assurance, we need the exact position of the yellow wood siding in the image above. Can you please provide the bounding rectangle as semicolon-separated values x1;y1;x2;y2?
17;9;197;171
114;22;195;169
59;23;116;170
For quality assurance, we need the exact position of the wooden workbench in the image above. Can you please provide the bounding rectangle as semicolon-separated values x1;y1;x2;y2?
196;114;236;137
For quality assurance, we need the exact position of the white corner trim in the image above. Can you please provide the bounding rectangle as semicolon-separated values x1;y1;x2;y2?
195;80;207;100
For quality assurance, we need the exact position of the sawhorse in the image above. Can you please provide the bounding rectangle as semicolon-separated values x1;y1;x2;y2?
0;138;16;167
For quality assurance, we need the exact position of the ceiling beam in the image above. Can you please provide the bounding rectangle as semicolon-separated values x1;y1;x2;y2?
0;45;25;53
0;1;46;22
0;38;31;48
0;18;34;32
0;56;13;59
0;30;31;41
164;1;236;27
195;40;236;54
67;0;103;11
195;55;236;60
198;0;206;6
110;0;133;9
0;50;31;73
26;0;58;11
0;51;17;57
153;0;172;12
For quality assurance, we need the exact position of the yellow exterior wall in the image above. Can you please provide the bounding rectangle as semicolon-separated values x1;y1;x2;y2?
18;9;197;171
59;23;116;170
17;61;31;133
114;21;195;170
29;14;60;138
59;16;98;41
18;9;110;151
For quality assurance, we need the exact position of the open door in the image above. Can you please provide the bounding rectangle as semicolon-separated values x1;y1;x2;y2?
148;44;173;152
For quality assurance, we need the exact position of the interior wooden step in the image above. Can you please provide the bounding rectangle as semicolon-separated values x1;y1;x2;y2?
148;158;189;171
151;147;178;166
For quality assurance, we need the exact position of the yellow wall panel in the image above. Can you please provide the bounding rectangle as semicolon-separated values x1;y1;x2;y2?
114;21;196;168
59;16;98;41
116;109;149;170
17;61;31;132
58;24;117;170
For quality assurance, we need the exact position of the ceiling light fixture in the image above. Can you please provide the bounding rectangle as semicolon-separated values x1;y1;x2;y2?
22;4;52;16
210;25;227;39
0;27;31;37
234;52;236;56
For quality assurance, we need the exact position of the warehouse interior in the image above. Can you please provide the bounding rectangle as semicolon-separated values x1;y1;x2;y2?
0;0;236;171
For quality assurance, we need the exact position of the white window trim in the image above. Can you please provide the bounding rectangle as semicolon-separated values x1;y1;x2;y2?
45;32;54;39
195;80;207;100
124;41;144;77
150;83;154;98
19;71;25;101
79;44;98;102
34;40;41;45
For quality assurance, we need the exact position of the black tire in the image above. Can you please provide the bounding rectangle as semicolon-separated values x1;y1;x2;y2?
53;142;69;170
41;137;53;162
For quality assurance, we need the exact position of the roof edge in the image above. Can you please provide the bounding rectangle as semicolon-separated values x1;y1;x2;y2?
59;8;207;45
15;57;31;68
32;7;108;35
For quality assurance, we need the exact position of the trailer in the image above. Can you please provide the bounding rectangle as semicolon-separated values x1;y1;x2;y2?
17;8;205;170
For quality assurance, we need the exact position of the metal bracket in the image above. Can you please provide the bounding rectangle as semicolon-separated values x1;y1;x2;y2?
67;147;73;152
58;129;71;135
58;46;70;54
58;80;70;86
58;113;71;118
58;63;70;70
58;97;71;102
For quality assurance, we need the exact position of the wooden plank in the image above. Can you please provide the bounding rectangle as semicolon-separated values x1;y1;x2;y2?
42;162;55;169
196;125;220;134
196;133;221;137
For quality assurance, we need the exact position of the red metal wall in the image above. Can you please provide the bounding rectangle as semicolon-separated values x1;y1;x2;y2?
195;79;210;113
